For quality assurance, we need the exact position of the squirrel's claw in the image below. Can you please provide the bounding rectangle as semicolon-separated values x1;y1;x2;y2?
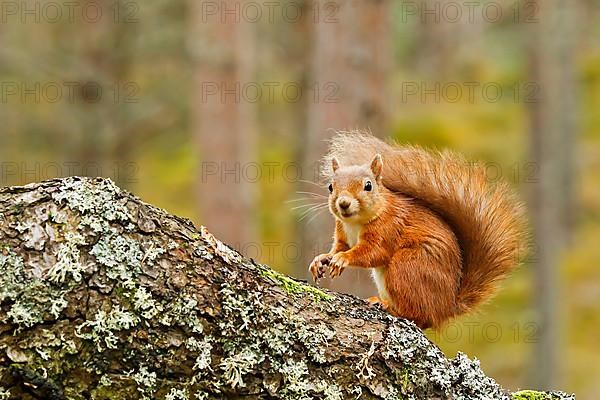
330;265;344;278
309;253;331;282
329;253;349;278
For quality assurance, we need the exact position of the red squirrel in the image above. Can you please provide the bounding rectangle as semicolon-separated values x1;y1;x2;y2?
309;132;526;329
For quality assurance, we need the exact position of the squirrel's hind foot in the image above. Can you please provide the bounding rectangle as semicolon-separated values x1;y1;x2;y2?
366;296;390;311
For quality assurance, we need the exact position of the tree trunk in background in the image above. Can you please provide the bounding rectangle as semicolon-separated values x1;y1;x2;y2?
416;0;457;78
70;0;116;180
0;22;10;173
288;0;313;274
299;0;391;297
64;0;137;190
109;19;137;190
415;0;486;79
529;0;578;390
190;0;257;248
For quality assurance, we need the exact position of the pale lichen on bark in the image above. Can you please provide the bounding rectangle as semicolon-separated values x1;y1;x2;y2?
0;177;575;400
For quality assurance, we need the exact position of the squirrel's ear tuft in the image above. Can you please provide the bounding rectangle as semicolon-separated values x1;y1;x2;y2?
371;154;383;178
331;157;340;173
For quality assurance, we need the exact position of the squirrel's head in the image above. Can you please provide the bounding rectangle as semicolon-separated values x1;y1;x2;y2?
327;154;385;223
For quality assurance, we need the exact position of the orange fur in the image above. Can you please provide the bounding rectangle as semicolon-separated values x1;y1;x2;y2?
309;131;526;329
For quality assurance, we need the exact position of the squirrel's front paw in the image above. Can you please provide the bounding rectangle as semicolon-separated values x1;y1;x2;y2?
329;252;350;278
309;253;331;282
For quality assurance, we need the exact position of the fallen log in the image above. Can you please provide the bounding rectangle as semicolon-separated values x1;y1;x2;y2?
0;177;573;399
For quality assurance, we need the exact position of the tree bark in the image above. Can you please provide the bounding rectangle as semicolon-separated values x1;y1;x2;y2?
0;177;574;399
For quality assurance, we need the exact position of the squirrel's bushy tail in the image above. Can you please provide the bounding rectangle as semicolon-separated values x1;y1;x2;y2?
324;131;527;313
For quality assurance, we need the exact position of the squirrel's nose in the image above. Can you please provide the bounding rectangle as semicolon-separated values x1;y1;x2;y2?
338;199;351;210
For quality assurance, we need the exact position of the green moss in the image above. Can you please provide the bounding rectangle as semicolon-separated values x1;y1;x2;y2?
401;367;410;391
90;379;138;400
512;391;555;400
259;267;333;301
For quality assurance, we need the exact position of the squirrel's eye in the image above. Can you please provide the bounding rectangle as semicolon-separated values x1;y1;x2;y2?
364;181;372;191
328;184;333;193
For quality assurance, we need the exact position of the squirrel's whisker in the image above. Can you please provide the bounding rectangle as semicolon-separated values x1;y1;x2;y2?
285;197;324;204
297;205;329;221
304;208;328;224
290;203;327;211
297;203;328;217
299;204;328;219
295;191;327;198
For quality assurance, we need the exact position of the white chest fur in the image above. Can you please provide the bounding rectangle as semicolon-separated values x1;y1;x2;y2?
340;221;390;301
341;221;361;248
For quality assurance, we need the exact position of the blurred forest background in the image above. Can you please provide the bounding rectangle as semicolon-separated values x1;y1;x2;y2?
1;0;598;397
